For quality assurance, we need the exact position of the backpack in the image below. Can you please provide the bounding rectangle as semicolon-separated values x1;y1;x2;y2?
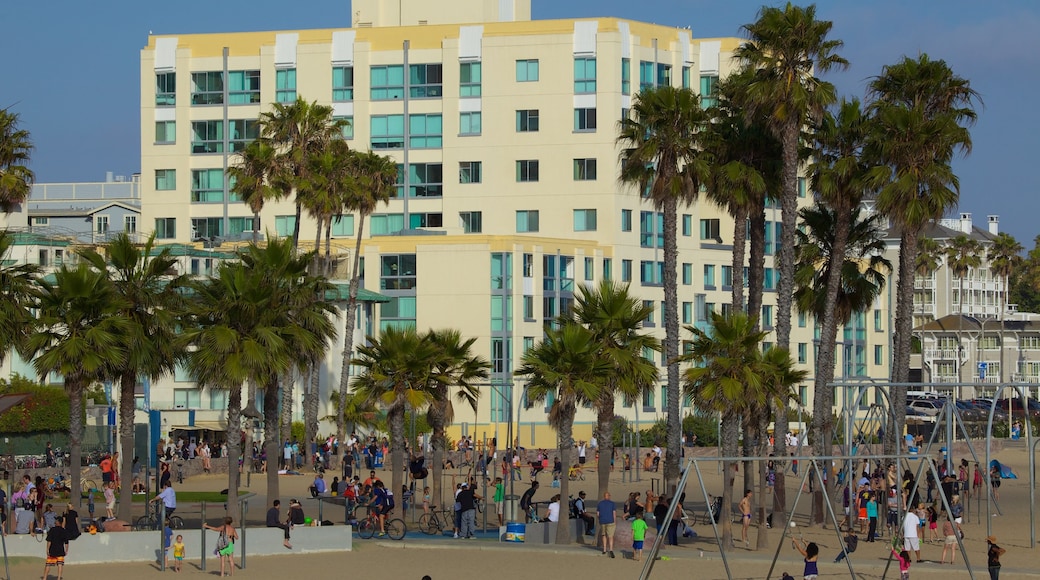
385;491;396;510
569;498;579;518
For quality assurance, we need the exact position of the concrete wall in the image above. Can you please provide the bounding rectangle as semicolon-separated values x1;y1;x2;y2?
1;524;350;564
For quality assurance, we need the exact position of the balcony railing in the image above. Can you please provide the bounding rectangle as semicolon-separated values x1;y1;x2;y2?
971;375;1001;383
933;375;959;383
924;349;961;360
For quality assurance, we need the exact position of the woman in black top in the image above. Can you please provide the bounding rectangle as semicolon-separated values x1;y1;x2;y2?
986;535;1005;580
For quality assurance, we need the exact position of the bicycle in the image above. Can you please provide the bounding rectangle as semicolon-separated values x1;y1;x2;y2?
357;508;405;540
417;506;454;535
135;504;184;531
701;494;723;526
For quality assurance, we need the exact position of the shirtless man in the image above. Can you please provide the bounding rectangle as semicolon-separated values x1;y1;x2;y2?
739;489;752;548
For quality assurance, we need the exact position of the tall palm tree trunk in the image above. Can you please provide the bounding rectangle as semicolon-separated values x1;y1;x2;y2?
888;229;919;454
243;379;257;476
323;221;334;278
337;218;367;463
68;379;85;509
280;372;293;444
252;212;260;244
754;413;770;549
429;408;447;511
720;416;739;548
264;376;282;507
747;201;766;328
291;201;303;250
556;418;574;545
313;217;323;254
731;208;748;311
595;395;614;499
303;364;320;455
226;388;243;523
389;408;406;513
662;198;681;494
117;372;136;520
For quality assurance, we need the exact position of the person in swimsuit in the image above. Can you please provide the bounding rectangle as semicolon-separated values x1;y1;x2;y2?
793;537;819;580
739;489;753;548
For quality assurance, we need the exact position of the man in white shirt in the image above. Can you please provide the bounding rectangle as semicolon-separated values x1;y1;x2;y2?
902;509;921;561
577;442;587;465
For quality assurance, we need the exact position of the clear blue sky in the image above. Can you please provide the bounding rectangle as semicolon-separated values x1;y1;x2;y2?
4;0;1038;245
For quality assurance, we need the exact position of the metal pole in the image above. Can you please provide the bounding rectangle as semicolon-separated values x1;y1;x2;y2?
401;39;411;229
159;497;166;572
239;499;247;570
635;405;640;482
482;432;488;533
638;457;693;580
201;501;207;572
691;460;731;580
765;460;813;580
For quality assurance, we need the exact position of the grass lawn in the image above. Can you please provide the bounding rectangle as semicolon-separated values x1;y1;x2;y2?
129;491;251;503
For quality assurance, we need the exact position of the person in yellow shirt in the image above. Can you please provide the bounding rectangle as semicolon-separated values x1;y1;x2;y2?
172;534;185;572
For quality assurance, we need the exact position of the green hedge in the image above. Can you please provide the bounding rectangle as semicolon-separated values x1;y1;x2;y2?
0;377;70;433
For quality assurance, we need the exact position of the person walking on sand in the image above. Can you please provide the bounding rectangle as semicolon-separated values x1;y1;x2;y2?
631;508;648;562
43;514;67;580
986;536;1005;580
902;508;922;563
205;516;238;577
739;489;752;548
939;514;959;564
597;491;616;558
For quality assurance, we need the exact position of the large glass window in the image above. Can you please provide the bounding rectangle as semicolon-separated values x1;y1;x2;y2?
409;114;442;149
639;61;654;91
460;111;481;135
370;115;405;149
573;209;597;232
155;121;175;144
574;58;597;93
573;158;597;181
621;260;632;282
700;75;719;109
191;121;223;154
380;254;417;290
657;63;672;87
516;210;539;233
621;209;632;232
275;69;296;103
332;66;354;101
155;169;176;191
229;119;259;152
156;72;176;106
516;160;539;182
370;65;405;100
409;63;443;98
460;62;481;97
191;217;223;239
460;211;482;233
397;163;443;198
573;108;597;132
516;59;539;82
334;116;353;140
621;58;631;95
227;70;260;104
704;264;716;289
700;218;721;241
174;389;201;409
275;215;296;237
516;110;539;132
640;211;664;248
370;214;405;235
722;265;733;288
330;215;355;236
459;161;482;184
191;169;224;203
409;213;443;228
191;72;223;105
154;218;176;239
682;263;692;285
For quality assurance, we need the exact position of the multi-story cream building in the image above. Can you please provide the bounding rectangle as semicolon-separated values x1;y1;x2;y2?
129;0;901;446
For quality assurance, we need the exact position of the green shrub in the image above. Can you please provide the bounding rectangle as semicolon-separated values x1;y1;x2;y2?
0;375;70;433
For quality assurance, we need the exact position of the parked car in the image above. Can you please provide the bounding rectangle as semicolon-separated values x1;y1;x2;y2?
908;398;943;416
954;400;987;422
905;406;936;422
969;399;1010;422
998;397;1040;421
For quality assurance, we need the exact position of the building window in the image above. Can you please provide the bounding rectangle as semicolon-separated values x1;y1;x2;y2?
522;254;534;277
335;116;354;140
370;114;405;149
621;209;632;232
190;121;223;154
460;211;482;233
459;161;482;184
409;63;443;98
762;305;774;329
621;58;631;95
227;70;260;104
764;267;777;291
700;218;721;241
682;214;692;236
332;66;354;101
573;209;597;232
516;109;539;132
798;311;808;328
682;302;693;325
682;66;691;89
397;163;443;198
459;111;481;135
573;108;597;132
574;57;597;93
704;265;716;289
522;296;535;320
370;213;405;235
657;64;672;87
621;259;632;282
640;261;663;286
584;257;594;281
155;121;175;144
721;265;733;289
275;215;297;237
31;217;49;227
640;211;664;248
798;176;807;198
95;215;110;235
409;114;443;148
797;343;808;364
573;158;597;181
603;258;612;281
516;59;539;82
191;169;224;203
639;61;654;91
700;75;718;108
329;215;354;236
190;72;223;105
371;65;405;100
173;389;202;409
380;254;417;291
516;210;539;233
154;218;176;239
682;263;692;285
409;213;443;228
155;169;176;191
460;62;481;97
516;160;539;182
381;297;418;330
190;218;222;239
229;119;259;152
874;345;883;366
156;72;176;106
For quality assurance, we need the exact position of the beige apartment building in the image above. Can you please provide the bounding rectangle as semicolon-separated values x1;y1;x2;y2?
130;0;898;446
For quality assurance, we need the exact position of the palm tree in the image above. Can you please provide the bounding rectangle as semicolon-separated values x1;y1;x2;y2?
259;98;347;249
26;265;129;506
916;237;943;278
298;138;353;273
988;232;1023;380
868;54;978;453
617;86;711;493
335;151;396;464
228;140;278;243
78;233;186;520
569;280;659;499
678;311;770;549
352;326;441;509
804;99;887;466
0;108;34;213
238;238;337;507
734;2;847;356
945;234;982;382
0;231;39;365
424;329;490;510
516;323;611;544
